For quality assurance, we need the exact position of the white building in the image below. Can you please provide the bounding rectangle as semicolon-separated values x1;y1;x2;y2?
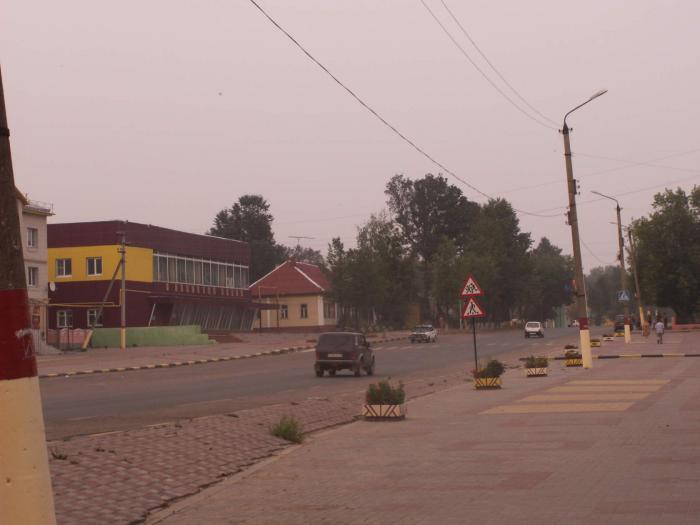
16;187;54;351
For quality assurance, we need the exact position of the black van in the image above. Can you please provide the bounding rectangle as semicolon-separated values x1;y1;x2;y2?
314;332;375;377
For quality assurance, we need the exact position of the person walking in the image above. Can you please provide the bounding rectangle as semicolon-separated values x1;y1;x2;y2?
655;317;665;344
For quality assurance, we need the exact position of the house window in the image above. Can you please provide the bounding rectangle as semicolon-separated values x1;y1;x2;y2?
300;304;308;319
87;308;103;327
27;266;39;287
324;302;335;319
57;310;73;328
86;257;103;276
27;227;38;248
56;258;72;277
280;305;288;320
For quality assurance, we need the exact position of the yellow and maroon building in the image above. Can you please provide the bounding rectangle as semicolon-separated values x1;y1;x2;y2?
48;220;259;331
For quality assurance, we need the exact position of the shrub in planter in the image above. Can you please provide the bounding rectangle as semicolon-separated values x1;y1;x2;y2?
363;380;406;419
590;338;602;347
472;359;506;389
524;355;548;377
564;349;583;367
564;344;578;350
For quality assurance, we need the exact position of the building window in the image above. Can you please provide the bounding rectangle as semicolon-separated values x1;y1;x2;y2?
56;258;72;277
280;305;288;320
87;308;103;327
27;266;39;287
86;257;103;276
324;302;335;319
152;252;249;289
300;304;308;319
57;310;73;328
27;227;38;248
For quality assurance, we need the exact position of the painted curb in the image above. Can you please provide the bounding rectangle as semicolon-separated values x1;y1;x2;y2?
519;353;700;362
38;336;407;379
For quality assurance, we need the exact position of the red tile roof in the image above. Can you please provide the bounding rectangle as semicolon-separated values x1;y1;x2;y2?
249;259;331;297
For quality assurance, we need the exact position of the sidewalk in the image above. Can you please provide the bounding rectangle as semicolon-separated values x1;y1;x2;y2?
37;331;408;377
147;331;700;525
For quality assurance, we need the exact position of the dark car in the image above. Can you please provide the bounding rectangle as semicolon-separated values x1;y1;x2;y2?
613;314;625;333
314;332;375;377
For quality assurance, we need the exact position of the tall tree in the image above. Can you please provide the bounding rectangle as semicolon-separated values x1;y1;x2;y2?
633;187;700;322
209;195;287;281
585;265;622;325
283;245;325;266
523;238;574;322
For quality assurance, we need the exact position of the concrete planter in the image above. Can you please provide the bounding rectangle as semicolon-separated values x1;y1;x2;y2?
526;367;548;377
591;340;602;348
362;404;407;420
474;377;502;389
565;358;583;367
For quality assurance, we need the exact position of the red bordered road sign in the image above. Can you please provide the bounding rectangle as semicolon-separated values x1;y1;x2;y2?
462;297;486;319
460;275;483;298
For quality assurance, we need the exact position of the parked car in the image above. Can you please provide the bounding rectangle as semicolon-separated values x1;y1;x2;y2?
613;314;625;333
524;321;544;338
314;332;375;377
409;324;438;343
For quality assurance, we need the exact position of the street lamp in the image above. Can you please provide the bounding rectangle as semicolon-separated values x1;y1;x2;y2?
561;89;608;369
592;190;631;343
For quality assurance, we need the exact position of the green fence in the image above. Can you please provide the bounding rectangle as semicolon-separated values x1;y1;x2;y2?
91;325;212;347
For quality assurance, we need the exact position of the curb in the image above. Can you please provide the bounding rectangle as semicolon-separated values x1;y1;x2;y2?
38;336;407;380
519;353;700;362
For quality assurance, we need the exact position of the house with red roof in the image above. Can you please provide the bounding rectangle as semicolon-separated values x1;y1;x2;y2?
249;258;337;331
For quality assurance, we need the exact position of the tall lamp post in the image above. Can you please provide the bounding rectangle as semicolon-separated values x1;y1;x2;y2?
592;191;631;343
561;89;607;369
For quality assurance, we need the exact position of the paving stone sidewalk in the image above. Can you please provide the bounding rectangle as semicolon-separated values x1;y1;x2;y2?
146;333;700;525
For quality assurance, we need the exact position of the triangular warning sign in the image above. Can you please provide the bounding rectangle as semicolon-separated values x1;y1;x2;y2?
460;275;483;298
462;297;486;319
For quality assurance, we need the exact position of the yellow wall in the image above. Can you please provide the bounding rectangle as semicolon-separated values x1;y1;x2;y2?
260;294;336;329
48;245;153;283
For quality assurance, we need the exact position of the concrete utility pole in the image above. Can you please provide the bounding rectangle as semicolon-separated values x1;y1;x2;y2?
561;89;607;369
627;226;646;332
118;231;127;350
592;191;631;343
0;66;57;524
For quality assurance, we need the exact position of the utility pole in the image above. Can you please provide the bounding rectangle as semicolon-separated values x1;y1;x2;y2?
118;231;127;350
0;66;57;524
627;226;646;332
561;89;607;369
592;191;631;343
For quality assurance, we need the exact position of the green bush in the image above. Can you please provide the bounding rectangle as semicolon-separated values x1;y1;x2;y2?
524;355;548;368
365;380;405;405
473;359;506;378
270;415;304;444
564;349;582;359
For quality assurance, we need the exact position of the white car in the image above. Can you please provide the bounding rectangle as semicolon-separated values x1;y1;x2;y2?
410;325;437;343
524;321;544;338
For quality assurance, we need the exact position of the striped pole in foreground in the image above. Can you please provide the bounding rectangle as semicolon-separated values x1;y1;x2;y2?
0;66;57;525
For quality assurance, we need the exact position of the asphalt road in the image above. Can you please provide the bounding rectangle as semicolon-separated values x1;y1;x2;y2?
41;327;580;441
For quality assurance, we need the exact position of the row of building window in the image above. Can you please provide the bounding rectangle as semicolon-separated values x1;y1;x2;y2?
273;303;336;320
56;309;103;328
55;257;102;278
152;253;249;289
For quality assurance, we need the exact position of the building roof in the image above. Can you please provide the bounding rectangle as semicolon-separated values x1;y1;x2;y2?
249;259;331;297
48;220;249;264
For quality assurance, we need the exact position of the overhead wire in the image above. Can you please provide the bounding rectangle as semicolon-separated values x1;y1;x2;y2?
419;0;557;131
247;0;561;218
438;0;558;126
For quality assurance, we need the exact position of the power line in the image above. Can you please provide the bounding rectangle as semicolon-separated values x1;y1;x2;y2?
438;0;558;126
581;238;615;267
419;0;556;131
247;0;559;219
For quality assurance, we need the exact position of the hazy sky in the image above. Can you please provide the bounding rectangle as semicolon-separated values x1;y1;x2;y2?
4;1;699;271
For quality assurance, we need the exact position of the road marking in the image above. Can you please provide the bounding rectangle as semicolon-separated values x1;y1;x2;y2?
547;385;662;393
487;343;496;346
518;393;650;402
482;402;634;414
569;379;669;385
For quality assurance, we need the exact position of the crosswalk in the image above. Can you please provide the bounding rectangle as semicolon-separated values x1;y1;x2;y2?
481;378;669;415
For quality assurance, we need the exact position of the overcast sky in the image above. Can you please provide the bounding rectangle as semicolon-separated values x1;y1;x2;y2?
4;1;699;271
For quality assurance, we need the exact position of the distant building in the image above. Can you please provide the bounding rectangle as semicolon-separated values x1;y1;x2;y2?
249;258;337;331
16;188;54;350
48;221;260;331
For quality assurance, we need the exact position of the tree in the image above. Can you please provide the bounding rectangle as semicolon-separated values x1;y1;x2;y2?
283;245;325;266
385;174;479;317
633;187;700;322
208;195;287;282
431;237;463;326
586;266;622;325
523;238;574;322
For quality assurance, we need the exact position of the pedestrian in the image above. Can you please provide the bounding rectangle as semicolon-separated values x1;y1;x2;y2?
663;315;668;329
655;317;665;344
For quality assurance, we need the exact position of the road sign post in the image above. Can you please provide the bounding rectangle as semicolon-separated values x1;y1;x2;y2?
461;276;485;373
